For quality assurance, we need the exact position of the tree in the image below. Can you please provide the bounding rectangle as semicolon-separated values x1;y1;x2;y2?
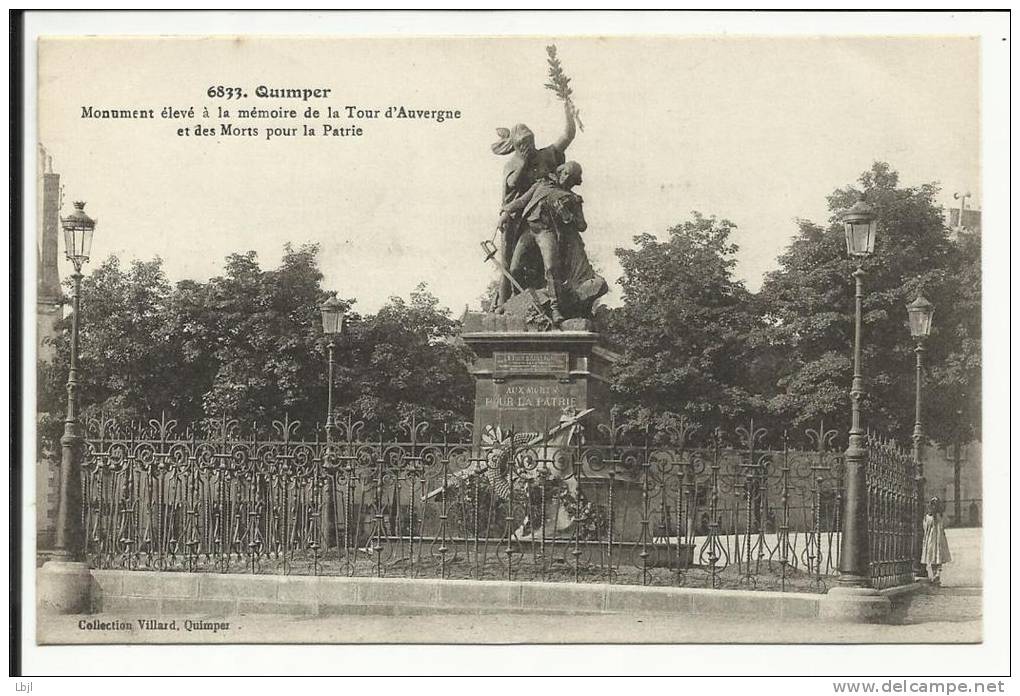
756;162;980;445
179;244;338;426
606;212;761;428
37;256;179;447
37;244;475;438
336;284;475;425
924;226;981;445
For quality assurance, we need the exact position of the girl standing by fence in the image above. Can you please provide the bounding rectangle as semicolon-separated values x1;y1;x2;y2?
922;496;952;585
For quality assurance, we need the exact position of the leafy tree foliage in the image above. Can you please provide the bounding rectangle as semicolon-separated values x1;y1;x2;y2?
605;212;762;428
756;162;980;444
922;225;981;445
37;245;474;443
173;245;334;425
603;163;979;447
37;163;981;453
336;285;474;424
38;257;178;447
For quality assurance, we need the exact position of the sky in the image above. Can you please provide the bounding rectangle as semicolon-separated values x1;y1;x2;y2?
38;35;980;314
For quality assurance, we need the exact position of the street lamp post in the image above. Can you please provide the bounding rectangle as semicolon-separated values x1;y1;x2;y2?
836;196;878;589
54;201;96;561
906;294;934;580
320;297;346;440
319;297;346;547
40;201;96;614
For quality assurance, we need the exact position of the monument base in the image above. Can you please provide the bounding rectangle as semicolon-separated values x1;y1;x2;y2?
460;324;618;445
819;586;891;623
38;559;92;614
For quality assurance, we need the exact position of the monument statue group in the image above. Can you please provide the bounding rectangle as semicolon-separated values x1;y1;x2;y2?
459;47;620;536
477;45;608;331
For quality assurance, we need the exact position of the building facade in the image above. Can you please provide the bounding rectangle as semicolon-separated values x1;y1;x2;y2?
37;144;62;362
36;144;63;551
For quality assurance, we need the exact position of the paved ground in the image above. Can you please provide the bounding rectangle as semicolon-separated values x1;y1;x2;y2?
37;529;981;645
885;527;981;631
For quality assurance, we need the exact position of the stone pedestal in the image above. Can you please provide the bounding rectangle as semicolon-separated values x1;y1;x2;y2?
461;327;618;445
38;560;92;614
819;586;891;623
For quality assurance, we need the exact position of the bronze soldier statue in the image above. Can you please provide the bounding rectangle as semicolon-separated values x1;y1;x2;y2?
498;161;607;325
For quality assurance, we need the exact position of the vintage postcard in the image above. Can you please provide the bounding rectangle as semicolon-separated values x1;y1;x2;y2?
16;10;1011;679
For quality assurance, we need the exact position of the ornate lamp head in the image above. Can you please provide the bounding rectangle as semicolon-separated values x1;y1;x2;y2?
906;295;934;340
60;201;96;270
320;296;346;337
842;196;878;258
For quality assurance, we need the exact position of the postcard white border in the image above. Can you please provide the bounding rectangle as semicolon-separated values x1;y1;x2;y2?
12;9;1012;682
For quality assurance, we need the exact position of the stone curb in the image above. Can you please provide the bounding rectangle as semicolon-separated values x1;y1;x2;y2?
878;581;927;599
91;570;831;621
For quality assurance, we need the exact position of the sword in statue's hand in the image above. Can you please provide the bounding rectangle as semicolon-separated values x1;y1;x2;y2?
479;238;555;328
480;238;527;297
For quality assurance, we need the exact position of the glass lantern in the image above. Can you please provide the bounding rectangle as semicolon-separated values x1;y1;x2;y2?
906;295;934;340
60;201;96;268
320;297;346;336
842;197;878;257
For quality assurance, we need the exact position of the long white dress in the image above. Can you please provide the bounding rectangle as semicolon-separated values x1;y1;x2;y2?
921;513;952;565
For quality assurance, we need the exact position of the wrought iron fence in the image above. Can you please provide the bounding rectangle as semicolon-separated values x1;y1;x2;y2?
79;411;915;592
865;432;918;590
80;411;836;592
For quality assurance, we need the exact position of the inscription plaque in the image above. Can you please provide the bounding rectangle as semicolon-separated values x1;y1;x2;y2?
483;382;579;411
493;351;569;376
462;331;615;449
